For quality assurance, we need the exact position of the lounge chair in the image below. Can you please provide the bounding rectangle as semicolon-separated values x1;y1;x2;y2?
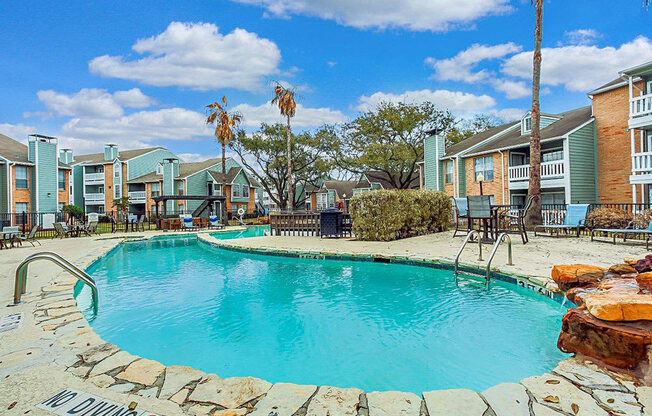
81;221;99;236
181;215;197;230
534;204;589;237
452;197;469;237
21;225;41;246
498;196;534;244
208;215;224;229
53;222;74;239
591;219;652;249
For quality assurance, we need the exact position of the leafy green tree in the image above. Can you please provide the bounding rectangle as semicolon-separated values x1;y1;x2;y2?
112;196;131;220
334;101;455;189
61;204;83;224
230;123;336;210
445;114;501;145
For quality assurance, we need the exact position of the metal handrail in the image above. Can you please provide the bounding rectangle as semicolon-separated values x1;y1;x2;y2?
13;251;98;314
454;230;482;278
485;233;513;281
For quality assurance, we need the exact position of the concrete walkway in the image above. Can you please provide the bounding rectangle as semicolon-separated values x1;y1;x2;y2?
0;230;650;415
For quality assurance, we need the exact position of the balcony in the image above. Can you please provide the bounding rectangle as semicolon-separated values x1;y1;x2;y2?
629;92;652;129
128;191;147;203
84;172;105;185
85;193;105;205
508;160;565;190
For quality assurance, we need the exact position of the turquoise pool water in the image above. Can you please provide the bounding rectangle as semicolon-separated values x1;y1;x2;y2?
81;236;568;393
211;225;269;240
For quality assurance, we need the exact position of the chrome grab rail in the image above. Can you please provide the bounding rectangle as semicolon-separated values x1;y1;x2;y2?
454;230;482;278
485;233;513;281
13;251;98;314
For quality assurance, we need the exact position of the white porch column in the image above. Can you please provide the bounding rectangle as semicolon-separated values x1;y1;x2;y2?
633;184;638;204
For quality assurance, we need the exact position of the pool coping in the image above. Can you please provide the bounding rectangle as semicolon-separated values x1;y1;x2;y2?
6;230;648;416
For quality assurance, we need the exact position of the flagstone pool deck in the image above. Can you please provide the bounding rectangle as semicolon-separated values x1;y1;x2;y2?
1;228;652;415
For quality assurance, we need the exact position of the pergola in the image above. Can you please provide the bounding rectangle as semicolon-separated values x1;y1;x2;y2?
152;195;226;217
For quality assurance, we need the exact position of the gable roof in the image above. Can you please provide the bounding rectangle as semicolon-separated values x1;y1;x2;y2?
358;170;420;190
318;180;357;198
178;158;221;177
127;171;162;184
465;106;593;156
0;134;29;163
443;122;519;157
208;167;245;184
72;147;167;165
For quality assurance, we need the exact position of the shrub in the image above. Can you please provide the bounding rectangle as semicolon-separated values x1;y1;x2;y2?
633;210;652;229
61;204;83;223
349;189;451;241
586;207;632;229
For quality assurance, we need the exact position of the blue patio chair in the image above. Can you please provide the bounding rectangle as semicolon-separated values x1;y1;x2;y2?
181;215;197;230
534;204;589;237
209;215;224;230
591;218;652;250
452;197;469;237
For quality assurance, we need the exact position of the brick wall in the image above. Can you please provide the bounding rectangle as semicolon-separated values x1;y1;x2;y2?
593;82;644;203
464;153;509;204
58;169;69;205
104;163;113;211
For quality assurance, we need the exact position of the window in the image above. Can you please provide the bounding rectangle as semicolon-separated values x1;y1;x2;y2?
114;165;120;178
58;171;65;191
474;156;494;181
511;194;526;207
522;116;532;133
511;153;529;166
150;182;160;197
15;166;28;189
542;150;563;163
541;192;565;206
213;183;221;195
114;184;121;199
647;80;652;95
176;181;184;196
58;202;65;211
156;163;163;175
15;202;28;213
98;206;105;214
242;185;250;198
445;161;454;184
231;184;241;198
316;193;328;210
328;190;336;208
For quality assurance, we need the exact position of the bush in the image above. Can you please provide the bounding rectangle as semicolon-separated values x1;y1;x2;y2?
633;209;652;229
349;189;451;241
586;207;632;229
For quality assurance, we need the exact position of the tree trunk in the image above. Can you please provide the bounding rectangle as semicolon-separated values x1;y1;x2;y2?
525;0;544;227
221;142;228;223
286;114;294;212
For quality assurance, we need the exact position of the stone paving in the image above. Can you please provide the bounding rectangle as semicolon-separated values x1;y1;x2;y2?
1;230;652;415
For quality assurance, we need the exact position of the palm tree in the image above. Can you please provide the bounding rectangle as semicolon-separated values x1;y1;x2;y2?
206;96;242;220
271;83;297;211
525;0;544;227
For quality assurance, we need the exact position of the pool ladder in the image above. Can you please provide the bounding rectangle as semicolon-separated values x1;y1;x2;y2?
11;251;98;314
454;231;513;286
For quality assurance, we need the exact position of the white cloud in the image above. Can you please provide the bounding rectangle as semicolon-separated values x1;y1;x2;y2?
233;102;347;127
89;22;281;91
491;79;530;99
177;153;216;163
486;107;525;122
0;123;38;140
426;42;522;82
355;89;496;113
562;29;602;46
36;88;155;119
113;88;156;108
501;36;652;92
231;0;512;31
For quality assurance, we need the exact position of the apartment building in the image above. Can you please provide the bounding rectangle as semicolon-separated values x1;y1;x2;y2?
0;134;71;215
421;106;597;206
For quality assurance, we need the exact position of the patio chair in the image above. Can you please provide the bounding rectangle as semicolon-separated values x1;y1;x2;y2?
136;215;146;232
181;214;197;230
498;196;534;244
2;226;21;248
467;195;494;240
81;221;99;236
452;197;469;237
53;222;74;239
591;219;652;249
21;225;41;246
209;215;224;229
534;204;589;237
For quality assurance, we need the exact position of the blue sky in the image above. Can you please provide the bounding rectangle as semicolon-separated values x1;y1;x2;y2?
1;0;651;161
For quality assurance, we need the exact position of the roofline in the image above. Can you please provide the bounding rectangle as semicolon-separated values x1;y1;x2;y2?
463;135;567;158
588;76;643;96
620;61;652;77
181;157;235;179
444;123;520;158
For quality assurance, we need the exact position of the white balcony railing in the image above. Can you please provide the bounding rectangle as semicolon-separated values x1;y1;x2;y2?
128;191;147;202
85;193;105;205
631;93;652;118
508;160;565;181
84;172;104;184
632;152;652;173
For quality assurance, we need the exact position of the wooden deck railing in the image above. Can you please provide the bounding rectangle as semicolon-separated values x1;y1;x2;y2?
270;212;352;237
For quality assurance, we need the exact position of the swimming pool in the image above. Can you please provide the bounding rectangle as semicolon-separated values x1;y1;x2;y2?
80;236;568;393
211;225;269;240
